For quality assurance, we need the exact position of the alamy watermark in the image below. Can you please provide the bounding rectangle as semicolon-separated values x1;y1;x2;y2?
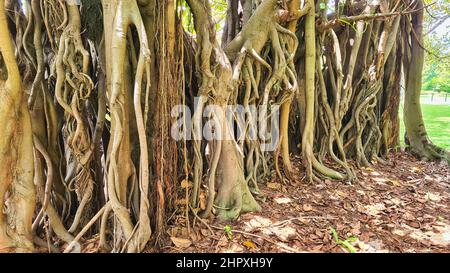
171;98;280;152
66;0;82;5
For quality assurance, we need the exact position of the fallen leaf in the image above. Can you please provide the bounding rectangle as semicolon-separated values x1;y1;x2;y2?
265;225;297;241
392;229;406;236
298;217;311;225
200;229;210;236
403;212;415;221
361;240;389;253
217;235;228;247
244;216;273;231
391;197;402;206
336;190;348;198
407;222;420;229
189;232;199;242
364;203;386;216
303;204;313;212
242;241;257;249
336;223;345;231
170;237;192;248
343;202;352;210
267;182;281;190
387;179;401;186
370;171;381;176
425;192;441;202
274;197;292;204
222;243;244;253
373;177;388;183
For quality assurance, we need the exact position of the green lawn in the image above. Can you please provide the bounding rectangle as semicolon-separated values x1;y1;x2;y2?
399;103;450;150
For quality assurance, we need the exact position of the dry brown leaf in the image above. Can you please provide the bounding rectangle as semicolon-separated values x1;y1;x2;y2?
411;166;423;173
298;217;311;225
303;204;313;212
189;232;199;242
370;171;381;176
170;236;192;248
373;177;388;183
244;216;273;231
200;229;210;236
274;197;292;204
387;179;402;186
403;212;415;221
267;182;281;190
425;192;441;202
343;202;352;210
222;243;244;253
217;235;228;247
336;190;348;198
364;203;386;216
266;226;297;241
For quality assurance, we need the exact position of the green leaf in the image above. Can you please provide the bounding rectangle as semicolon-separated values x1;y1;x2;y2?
346;236;359;243
224;225;232;233
330;227;339;243
341;240;357;253
224;225;233;240
320;2;326;10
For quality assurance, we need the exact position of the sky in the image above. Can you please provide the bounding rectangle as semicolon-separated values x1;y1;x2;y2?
433;19;449;37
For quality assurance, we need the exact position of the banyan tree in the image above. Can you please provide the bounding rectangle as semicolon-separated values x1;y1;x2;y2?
0;0;447;253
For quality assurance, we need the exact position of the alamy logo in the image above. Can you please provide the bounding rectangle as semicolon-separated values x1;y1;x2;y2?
171;98;280;152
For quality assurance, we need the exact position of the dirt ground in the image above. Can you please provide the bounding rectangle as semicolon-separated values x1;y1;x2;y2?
164;152;450;253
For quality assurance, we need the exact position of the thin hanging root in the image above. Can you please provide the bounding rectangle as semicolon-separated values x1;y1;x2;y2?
131;41;152;250
201;108;225;218
48;2;97;232
106;0;153;252
190;95;208;207
68;178;93;233
32;129;67;246
201;139;222;218
249;48;272;76
316;59;352;180
22;0;35;68
32;135;75;249
274;139;285;181
99;203;112;251
223;0;302;185
33;135;54;214
28;0;45;108
64;204;107;253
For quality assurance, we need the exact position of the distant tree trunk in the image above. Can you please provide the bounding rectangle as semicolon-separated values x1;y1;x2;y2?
403;0;449;162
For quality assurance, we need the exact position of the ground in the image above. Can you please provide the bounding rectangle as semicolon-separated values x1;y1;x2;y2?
164;152;450;253
42;152;449;253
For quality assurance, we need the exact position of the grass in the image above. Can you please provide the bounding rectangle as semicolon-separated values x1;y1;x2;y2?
399;103;450;150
